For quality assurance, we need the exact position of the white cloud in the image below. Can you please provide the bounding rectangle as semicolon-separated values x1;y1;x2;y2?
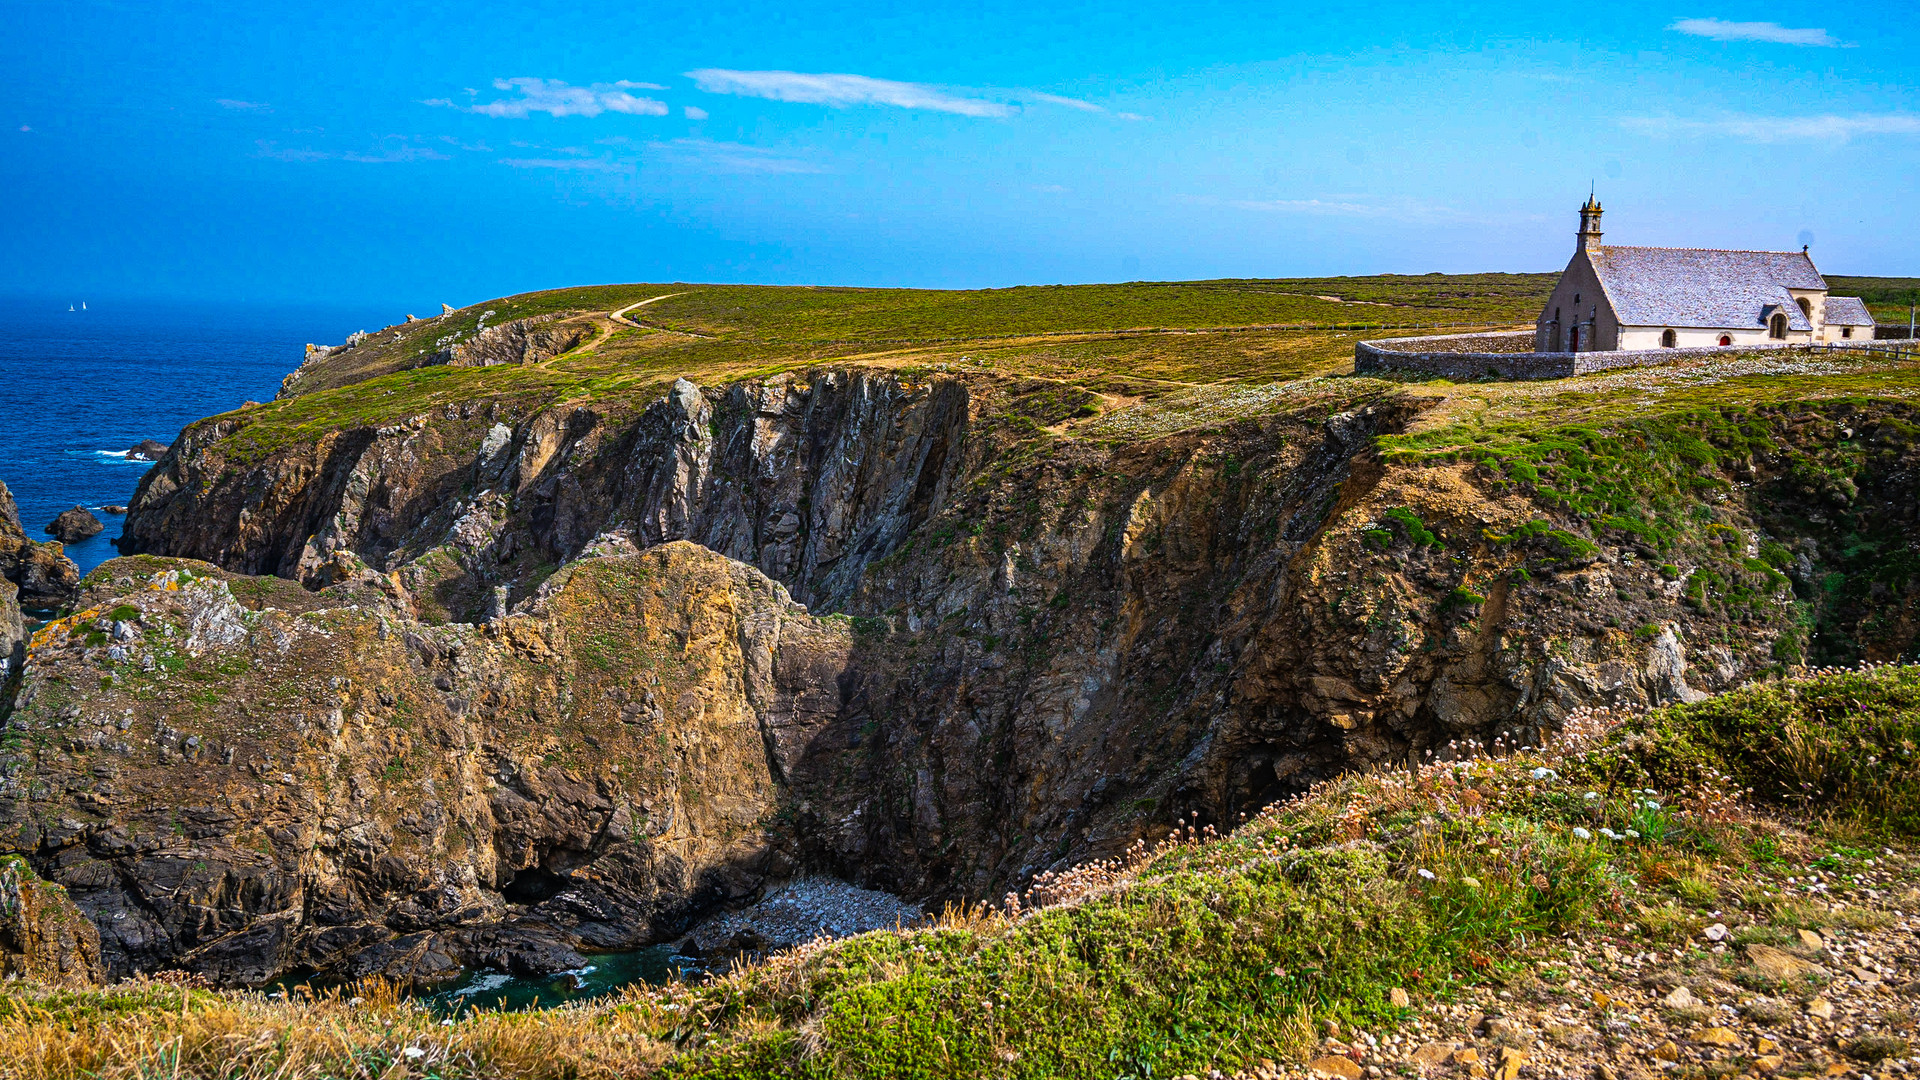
17;125;30;133
254;138;452;163
501;156;636;172
440;78;670;119
686;69;1011;117
1025;91;1104;113
1668;18;1838;46
1116;112;1150;122
1230;198;1394;217
650;138;829;174
1621;112;1920;142
684;105;709;120
216;98;273;111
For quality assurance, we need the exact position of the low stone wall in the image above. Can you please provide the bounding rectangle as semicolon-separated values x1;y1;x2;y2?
1354;331;1812;381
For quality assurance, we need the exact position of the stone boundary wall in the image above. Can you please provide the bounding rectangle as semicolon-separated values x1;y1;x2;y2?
1354;330;1817;381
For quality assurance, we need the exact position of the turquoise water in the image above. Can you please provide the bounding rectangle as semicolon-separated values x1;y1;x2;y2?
422;947;702;1015
270;946;704;1016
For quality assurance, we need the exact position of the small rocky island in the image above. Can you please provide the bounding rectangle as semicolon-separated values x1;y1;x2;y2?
123;439;169;462
45;506;104;542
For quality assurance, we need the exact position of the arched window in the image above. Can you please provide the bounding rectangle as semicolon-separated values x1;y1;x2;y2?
1661;329;1677;348
1718;334;1732;346
1770;313;1788;339
1797;297;1812;320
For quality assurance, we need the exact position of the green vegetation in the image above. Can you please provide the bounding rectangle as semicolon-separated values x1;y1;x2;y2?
6;664;1916;1079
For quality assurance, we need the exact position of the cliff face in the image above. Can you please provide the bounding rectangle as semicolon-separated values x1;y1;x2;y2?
0;544;847;984
0;479;81;612
121;370;970;618
23;364;1920;985
0;855;103;984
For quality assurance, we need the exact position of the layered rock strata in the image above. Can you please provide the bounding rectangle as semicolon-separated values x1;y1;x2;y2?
18;368;1916;987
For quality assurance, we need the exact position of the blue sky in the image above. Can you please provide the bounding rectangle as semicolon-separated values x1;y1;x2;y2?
3;0;1916;309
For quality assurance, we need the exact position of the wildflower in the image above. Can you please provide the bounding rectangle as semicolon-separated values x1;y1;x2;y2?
1572;827;1592;840
1583;792;1599;801
402;1048;426;1061
1531;767;1559;781
1625;829;1641;840
1417;869;1436;881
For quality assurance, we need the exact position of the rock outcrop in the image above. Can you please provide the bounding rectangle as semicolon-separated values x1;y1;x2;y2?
29;366;1920;988
124;440;170;462
0;855;103;984
0;544;849;984
0;480;81;610
435;314;592;369
47;507;104;542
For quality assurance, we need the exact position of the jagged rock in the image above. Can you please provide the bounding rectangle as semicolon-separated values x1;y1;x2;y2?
46;507;104;542
0;855;103;984
0;576;22;680
124;440;169;462
0;480;81;610
50;365;1920;990
0;545;851;985
435;315;589;369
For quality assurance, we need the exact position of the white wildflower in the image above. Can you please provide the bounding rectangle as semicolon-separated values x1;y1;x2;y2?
1572;827;1592;840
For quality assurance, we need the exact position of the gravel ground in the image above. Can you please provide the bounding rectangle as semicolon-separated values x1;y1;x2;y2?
683;877;923;958
1181;852;1920;1080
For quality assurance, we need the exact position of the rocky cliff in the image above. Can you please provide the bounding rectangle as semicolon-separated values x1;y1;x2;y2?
0;543;848;984
20;354;1919;988
1;478;81;613
0;854;103;984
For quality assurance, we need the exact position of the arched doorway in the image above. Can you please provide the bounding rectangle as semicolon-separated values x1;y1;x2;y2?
1661;329;1677;348
1569;328;1580;352
1718;334;1732;346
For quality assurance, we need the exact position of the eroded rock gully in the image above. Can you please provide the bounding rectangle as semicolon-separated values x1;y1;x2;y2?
8;369;1906;986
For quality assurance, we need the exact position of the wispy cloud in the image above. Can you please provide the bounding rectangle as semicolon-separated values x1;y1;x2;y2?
1204;194;1493;225
1668;18;1838;46
1621;112;1920;142
686;69;1011;118
501;156;635;172
216;98;273;111
1229;198;1397;217
1025;91;1104;113
254;138;452;163
432;78;670;118
684;105;709;120
650;137;828;174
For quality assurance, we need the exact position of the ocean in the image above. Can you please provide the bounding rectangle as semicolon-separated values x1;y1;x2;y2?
0;296;397;578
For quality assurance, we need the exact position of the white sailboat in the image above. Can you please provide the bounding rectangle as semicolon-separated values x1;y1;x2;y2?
68;304;74;311
80;301;86;310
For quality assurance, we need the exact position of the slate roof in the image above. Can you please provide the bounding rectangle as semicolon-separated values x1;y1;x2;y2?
1588;246;1828;330
1825;296;1875;326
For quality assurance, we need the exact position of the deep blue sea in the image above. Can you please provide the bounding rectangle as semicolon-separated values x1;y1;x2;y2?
0;297;396;577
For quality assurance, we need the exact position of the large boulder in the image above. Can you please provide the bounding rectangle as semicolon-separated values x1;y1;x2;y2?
124;440;170;462
46;507;104;543
0;480;80;610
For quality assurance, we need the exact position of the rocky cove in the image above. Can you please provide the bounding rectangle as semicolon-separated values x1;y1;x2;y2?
0;290;1916;994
